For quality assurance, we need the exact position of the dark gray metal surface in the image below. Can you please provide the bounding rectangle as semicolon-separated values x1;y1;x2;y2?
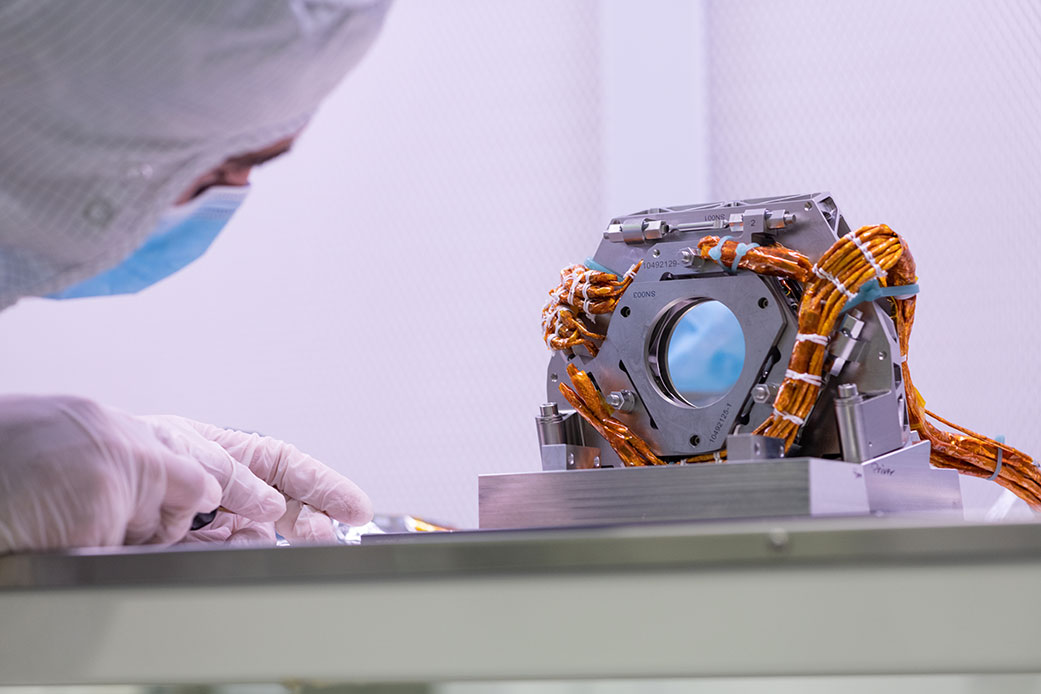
3;515;1041;591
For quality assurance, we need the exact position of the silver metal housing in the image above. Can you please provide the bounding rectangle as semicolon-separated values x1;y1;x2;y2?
546;192;905;465
482;193;956;530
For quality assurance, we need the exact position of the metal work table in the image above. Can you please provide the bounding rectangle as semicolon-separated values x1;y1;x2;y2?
2;515;1041;686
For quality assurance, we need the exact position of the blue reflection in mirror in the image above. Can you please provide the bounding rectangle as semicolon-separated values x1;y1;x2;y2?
665;300;746;407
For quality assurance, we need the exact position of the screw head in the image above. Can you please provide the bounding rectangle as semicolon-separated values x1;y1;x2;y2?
606;390;636;413
837;383;859;399
767;527;790;552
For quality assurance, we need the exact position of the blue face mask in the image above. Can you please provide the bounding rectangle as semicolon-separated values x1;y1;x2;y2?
47;185;249;299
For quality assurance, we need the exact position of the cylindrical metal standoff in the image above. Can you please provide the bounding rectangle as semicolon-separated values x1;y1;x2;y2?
834;383;868;463
837;383;859;399
536;402;566;446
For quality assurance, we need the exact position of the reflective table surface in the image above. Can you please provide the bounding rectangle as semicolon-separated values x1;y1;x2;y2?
2;515;1040;685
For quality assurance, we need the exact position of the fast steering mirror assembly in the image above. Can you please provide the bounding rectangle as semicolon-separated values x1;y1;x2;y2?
479;193;1036;529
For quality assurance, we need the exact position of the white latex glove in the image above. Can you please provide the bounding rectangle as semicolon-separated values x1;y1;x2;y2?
148;415;372;546
184;499;342;546
0;396;371;553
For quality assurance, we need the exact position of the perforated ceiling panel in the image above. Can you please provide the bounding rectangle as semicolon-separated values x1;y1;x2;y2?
706;0;1041;461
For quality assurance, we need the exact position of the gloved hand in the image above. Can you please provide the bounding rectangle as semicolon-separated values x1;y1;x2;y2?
0;395;371;554
146;415;370;546
183;498;344;545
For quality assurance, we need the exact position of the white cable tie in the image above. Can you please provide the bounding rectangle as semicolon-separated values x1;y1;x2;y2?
785;369;823;387
582;299;592;315
546;306;566;333
812;265;856;301
849;233;885;279
901;354;908;363
624;263;638;279
578;270;594;306
713;451;722;464
566;272;583;305
795;333;830;346
773;407;806;427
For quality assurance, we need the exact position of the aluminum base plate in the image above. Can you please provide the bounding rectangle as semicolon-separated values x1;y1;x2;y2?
479;441;962;529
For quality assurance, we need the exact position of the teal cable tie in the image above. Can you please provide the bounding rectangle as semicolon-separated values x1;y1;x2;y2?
708;235;732;265
988;435;1006;481
730;242;759;272
583;257;620;278
843;279;920;312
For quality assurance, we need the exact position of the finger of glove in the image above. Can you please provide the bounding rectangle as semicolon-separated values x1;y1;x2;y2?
182;510;236;543
151;453;222;545
185;419;372;526
145;416;286;522
184;511;277;547
274;499;337;544
226;518;277;546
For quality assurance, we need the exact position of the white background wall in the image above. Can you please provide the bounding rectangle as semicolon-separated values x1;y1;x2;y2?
705;0;1041;464
1;0;1037;529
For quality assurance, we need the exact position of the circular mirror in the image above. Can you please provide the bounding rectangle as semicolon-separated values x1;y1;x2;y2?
663;300;745;407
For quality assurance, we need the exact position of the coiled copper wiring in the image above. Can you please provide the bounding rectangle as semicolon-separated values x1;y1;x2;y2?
541;261;641;357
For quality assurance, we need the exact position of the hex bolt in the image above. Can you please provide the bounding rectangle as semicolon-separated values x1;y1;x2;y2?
752;383;779;404
678;248;704;269
643;219;670;238
605;390;637;413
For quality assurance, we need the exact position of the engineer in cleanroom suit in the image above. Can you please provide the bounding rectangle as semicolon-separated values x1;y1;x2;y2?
0;0;391;553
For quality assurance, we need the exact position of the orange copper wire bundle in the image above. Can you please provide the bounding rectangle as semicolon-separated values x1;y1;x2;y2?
891;287;1041;505
751;225;908;447
543;229;1037;506
557;363;665;467
541;261;641;357
696;236;813;282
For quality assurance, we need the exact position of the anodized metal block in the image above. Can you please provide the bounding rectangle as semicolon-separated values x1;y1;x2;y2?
479;441;961;529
